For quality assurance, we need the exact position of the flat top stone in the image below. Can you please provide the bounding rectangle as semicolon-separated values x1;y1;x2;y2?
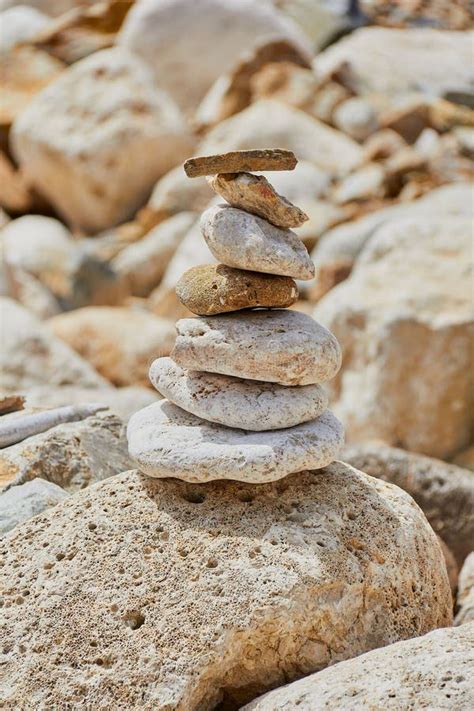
208;172;309;228
176;263;298;316
149;357;328;431
183;149;297;177
127;399;343;483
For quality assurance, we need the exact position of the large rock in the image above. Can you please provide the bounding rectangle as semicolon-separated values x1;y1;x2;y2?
314;27;474;100
244;624;474;710
314;217;473;459
48;306;176;388
456;553;474;625
0;412;130;491
199;100;363;176
0;478;68;535
11;47;194;233
0;462;452;708
343;442;474;565
0;298;108;392
117;0;312;113
0;5;49;53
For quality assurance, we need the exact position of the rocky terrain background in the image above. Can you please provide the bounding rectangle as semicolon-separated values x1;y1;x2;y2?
0;1;473;709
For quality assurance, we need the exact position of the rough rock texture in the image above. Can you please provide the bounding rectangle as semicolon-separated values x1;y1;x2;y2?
128;400;343;483
173;310;342;386
112;212;196;297
149;357;328;431
0;5;49;53
343;442;474;566
117;0;311;113
48;307;176;388
0;298;108;392
184;149;297;177
244;625;474;711
201;204;315;279
199;100;363;176
208;172;308;228
314;27;474;99
314;217;473;459
0;479;68;536
0;413;130;491
11;47;193;232
455;553;474;625
0;463;452;708
176;264;298;316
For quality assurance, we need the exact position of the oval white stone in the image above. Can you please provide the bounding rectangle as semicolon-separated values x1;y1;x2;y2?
149;357;329;430
127;400;344;483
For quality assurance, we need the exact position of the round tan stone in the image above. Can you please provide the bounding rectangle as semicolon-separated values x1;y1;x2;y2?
175;263;298;315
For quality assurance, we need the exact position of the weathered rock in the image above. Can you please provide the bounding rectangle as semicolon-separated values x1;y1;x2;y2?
112;212;196;297
173;310;341;386
128;400;343;482
184;149;297;178
0;394;24;416
314;217;473;459
176;264;298;316
4;266;61;319
333;97;379;142
0;479;68;536
199;100;363;176
0;463;452;708
380;98;431;143
0;412;130;491
0;5;49;53
117;0;312;113
11;47;194;233
208;172;308;228
455;553;474;625
343;442;474;565
363;128;408;162
48;306;176;388
244;625;473;711
0;298;108;392
149;357;328;431
201;204;315;279
437;536;459;595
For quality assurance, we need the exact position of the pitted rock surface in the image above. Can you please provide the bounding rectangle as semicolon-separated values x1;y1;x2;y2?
149;357;328;431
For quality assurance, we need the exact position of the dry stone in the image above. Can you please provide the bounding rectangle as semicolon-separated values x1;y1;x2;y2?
184;149;297;177
455;553;474;625
333;97;379;142
149;357;328;431
172;310;342;386
0;479;68;536
146;165;213;218
0;5;49;53
0;463;452;708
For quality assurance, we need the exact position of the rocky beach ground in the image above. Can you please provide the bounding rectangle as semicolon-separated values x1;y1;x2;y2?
0;1;473;709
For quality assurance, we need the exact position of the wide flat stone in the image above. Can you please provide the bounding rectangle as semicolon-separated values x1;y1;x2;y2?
201;204;315;279
149;357;329;430
127;400;343;482
176;263;298;315
208;172;308;228
172;310;342;386
183;149;297;177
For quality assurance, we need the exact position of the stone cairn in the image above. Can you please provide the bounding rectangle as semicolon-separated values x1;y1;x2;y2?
127;149;344;484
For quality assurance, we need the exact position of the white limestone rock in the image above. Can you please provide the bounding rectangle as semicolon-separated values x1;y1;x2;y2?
0;479;68;536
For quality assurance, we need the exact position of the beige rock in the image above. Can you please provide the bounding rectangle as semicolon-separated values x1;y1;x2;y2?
260;159;331;202
11;48;194;233
332;163;386;204
201;204;315;280
48;307;176;388
4;267;61;320
0;413;130;491
0;479;69;536
455;553;474;625
380;98;431;143
0;1;96;17
363;129;408;162
149;357;328;431
176;264;298;316
314;217;473;459
453;444;474;472
184;149;297;177
208;172;308;228
343;442;474;566
0;463;452;708
0;5;49;53
0;298;108;392
333;97;379;142
173;310;341;386
244;625;473;711
437;536;459;595
146;165;213;218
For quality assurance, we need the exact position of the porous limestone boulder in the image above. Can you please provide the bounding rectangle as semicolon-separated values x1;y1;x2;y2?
455;553;474;625
117;0;312;113
314;217;473;460
244;624;474;710
0;462;452;709
0;479;68;535
0;412;130;491
343;442;474;565
0;298;108;392
0;5;49;53
48;306;176;388
11;47;194;233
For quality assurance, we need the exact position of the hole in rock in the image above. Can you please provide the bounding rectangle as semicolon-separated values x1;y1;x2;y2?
182;491;206;504
124;611;145;630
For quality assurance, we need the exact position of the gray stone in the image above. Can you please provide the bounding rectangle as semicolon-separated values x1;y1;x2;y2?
0;479;68;536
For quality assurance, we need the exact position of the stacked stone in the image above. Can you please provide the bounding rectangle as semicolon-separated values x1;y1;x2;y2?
127;149;344;484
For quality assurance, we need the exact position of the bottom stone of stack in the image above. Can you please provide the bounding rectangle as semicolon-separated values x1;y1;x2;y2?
127;400;344;484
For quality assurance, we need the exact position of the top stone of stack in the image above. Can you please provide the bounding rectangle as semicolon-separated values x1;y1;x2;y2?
183;149;297;177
